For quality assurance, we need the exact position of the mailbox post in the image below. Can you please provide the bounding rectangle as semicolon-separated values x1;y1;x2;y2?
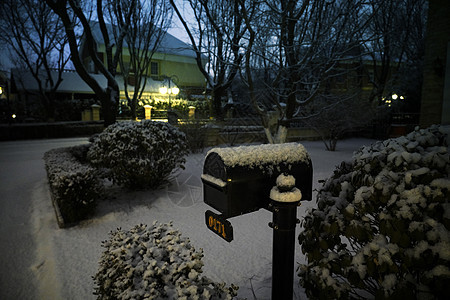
269;174;303;300
201;143;313;299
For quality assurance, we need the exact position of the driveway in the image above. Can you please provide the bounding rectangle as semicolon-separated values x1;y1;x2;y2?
0;138;88;300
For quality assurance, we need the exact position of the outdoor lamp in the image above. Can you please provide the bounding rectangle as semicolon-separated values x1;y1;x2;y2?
159;86;168;94
392;94;398;100
0;86;3;95
171;87;180;95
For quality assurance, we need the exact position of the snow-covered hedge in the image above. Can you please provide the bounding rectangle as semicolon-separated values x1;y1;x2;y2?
44;145;103;226
94;222;238;299
298;125;450;299
88;120;188;189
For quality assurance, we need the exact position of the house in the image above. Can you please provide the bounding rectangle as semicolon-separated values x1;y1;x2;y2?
80;22;207;100
6;23;208;121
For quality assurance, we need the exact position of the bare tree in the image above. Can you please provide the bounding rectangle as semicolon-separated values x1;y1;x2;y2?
303;93;374;151
241;0;372;143
364;0;427;105
0;0;71;121
44;0;136;126
170;0;256;119
107;0;172;120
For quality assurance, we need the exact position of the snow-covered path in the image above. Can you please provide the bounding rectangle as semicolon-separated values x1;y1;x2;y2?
0;138;89;299
0;137;376;300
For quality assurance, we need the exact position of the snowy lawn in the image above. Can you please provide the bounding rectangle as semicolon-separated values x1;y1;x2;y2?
32;138;376;299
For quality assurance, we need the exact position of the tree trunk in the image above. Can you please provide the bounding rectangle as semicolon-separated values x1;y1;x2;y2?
102;86;119;127
263;123;288;144
130;96;137;121
42;93;56;122
212;87;224;120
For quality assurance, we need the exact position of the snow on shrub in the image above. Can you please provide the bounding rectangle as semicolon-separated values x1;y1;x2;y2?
298;125;450;299
44;144;103;226
88;120;188;189
94;222;238;299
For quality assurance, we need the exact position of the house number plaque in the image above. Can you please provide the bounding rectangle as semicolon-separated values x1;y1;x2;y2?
205;210;233;242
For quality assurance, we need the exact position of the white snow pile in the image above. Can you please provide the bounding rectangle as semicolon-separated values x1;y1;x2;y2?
94;221;238;300
298;125;450;299
270;174;302;202
200;174;227;188
207;142;310;171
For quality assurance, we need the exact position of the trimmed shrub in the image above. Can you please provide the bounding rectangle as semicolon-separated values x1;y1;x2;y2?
298;125;450;299
178;120;208;153
44;144;103;226
88;120;188;189
94;222;238;299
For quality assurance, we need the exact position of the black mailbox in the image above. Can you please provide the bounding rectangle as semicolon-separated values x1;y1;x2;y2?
201;143;312;218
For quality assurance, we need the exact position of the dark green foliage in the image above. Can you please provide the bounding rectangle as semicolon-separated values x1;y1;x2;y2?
44;144;103;226
178;120;208;153
298;126;450;299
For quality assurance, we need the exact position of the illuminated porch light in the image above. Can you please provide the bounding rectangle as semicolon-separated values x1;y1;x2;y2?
392;94;398;100
159;86;168;94
170;87;180;95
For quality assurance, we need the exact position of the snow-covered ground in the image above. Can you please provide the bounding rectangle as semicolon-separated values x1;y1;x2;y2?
0;137;377;300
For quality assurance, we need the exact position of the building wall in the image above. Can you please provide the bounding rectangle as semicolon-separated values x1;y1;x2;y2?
420;0;450;127
82;43;206;92
158;57;205;88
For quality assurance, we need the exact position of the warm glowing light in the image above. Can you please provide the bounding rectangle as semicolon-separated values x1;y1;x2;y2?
392;94;398;100
0;87;3;95
12;114;16;119
159;86;168;94
171;87;179;95
400;96;405;100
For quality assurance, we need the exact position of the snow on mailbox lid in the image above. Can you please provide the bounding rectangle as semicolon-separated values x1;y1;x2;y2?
208;142;310;168
201;143;311;187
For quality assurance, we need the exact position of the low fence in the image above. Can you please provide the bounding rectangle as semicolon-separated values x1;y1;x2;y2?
201;125;324;147
389;113;420;138
0;121;104;141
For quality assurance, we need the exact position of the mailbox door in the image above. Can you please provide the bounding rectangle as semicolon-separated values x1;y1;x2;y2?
203;181;228;215
228;178;267;217
226;167;268;218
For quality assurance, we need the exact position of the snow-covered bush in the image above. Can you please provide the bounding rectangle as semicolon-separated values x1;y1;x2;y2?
88;120;188;189
94;222;238;299
44;145;103;226
298;125;450;299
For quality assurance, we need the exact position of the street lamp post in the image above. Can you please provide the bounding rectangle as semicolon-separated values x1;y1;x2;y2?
159;76;179;109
